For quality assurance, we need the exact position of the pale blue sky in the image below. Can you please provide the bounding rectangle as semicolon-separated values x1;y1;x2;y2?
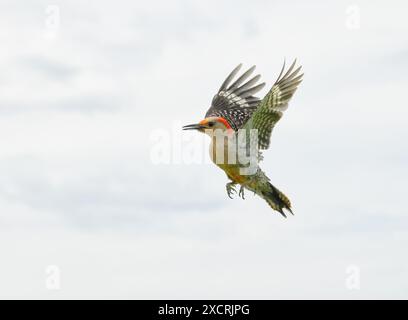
0;0;407;298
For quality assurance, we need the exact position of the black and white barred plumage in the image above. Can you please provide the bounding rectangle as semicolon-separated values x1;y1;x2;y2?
206;60;303;149
205;64;265;131
243;60;303;149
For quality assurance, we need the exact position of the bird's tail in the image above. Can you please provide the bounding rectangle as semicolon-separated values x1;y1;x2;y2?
260;182;293;217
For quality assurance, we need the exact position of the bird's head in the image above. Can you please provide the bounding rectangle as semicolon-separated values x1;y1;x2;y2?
183;117;233;136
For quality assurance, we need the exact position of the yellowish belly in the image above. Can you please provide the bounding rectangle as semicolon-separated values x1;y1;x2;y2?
220;164;249;184
209;140;249;184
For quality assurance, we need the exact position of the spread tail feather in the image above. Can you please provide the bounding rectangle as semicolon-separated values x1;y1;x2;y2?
261;182;293;217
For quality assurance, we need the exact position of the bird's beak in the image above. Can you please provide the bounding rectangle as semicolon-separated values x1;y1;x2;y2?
182;123;206;131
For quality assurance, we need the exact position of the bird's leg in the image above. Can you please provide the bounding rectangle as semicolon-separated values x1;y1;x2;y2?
226;182;237;199
239;185;245;199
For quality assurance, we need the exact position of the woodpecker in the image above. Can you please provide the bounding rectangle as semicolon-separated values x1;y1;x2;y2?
183;60;303;217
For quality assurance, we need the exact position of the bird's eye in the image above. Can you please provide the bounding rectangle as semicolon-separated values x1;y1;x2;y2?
208;121;215;127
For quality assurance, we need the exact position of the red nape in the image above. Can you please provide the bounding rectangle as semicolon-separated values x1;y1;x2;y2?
216;117;232;129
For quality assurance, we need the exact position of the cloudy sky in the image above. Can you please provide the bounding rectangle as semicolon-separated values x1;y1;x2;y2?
0;0;407;299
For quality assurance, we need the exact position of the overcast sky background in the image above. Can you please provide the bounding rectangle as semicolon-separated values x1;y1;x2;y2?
0;0;407;299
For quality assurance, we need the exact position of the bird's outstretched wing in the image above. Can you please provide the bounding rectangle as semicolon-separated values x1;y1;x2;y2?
243;60;303;150
205;64;265;131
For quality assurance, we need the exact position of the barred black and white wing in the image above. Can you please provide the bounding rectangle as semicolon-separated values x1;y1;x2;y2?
205;64;265;131
243;60;303;150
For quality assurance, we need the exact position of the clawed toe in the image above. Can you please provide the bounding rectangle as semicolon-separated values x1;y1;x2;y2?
239;186;245;199
226;183;237;199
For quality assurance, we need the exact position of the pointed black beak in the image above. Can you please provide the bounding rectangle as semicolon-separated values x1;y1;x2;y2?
182;123;206;131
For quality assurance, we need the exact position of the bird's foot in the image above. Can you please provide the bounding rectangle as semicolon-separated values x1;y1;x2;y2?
239;185;245;199
226;182;237;199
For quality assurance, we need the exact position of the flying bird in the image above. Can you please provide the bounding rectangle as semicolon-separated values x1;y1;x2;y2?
183;60;303;217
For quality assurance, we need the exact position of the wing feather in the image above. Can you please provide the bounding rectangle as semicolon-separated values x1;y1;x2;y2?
206;64;265;130
218;64;242;92
243;60;303;150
